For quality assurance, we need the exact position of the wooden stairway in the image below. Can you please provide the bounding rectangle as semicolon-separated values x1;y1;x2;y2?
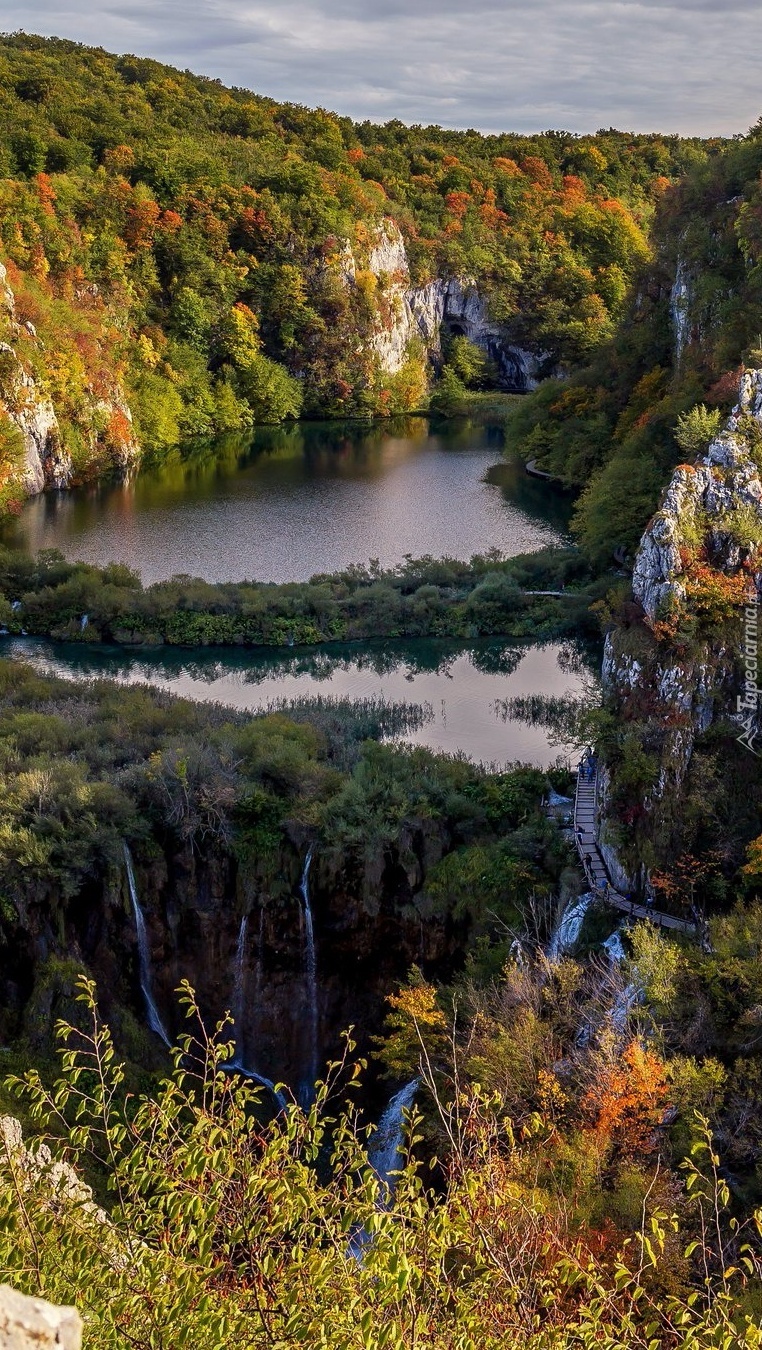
573;764;695;935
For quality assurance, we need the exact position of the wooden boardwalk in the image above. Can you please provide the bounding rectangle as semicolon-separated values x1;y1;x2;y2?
573;765;696;935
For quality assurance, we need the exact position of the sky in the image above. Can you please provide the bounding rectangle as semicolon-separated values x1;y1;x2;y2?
2;0;760;137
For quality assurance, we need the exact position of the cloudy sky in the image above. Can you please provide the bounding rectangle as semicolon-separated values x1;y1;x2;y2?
2;0;760;136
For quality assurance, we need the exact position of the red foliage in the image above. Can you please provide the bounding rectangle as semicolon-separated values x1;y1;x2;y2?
158;209;183;234
479;188;509;231
561;175;587;204
347;147;364;163
237;205;272;247
34;173;56;216
706;367;743;408
581;1040;668;1159
105;409;133;449
445;191;471;219
124;198;161;250
520;156;553;189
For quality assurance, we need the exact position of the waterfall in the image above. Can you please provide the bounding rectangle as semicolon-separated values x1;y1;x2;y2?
509;936;526;969
369;1079;419;1193
609;981;643;1034
80;613;89;632
602;929;627;964
227;1062;288;1113
547;892;594;962
231;914;249;1066
123;843;171;1048
298;845;319;1107
349;1078;420;1260
225;912;287;1112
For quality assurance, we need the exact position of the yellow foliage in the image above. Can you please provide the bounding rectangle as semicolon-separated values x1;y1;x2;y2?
374;968;448;1078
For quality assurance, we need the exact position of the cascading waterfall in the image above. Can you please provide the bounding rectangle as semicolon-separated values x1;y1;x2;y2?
609;980;643;1034
299;845;319;1106
599;926;644;1032
123;842;171;1048
349;1078;420;1260
546;892;594;962
231;914;249;1066
602;930;627;964
369;1079;420;1194
226;912;287;1112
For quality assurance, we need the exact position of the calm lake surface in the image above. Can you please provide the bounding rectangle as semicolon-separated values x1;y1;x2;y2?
4;417;571;584
4;636;597;769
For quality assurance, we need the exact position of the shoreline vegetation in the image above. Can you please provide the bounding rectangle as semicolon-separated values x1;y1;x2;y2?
0;544;601;651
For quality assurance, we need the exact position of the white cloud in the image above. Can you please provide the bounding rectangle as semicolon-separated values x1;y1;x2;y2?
2;0;760;135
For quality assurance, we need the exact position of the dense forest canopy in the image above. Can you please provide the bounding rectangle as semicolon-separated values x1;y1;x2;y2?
504;123;762;561
0;31;719;516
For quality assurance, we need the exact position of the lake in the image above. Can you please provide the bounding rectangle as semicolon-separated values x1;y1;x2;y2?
3;417;571;584
3;635;597;769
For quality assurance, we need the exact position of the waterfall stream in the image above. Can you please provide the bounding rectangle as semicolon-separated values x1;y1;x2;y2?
546;892;594;962
226;912;287;1112
602;930;627;964
299;845;319;1106
123;843;171;1048
368;1079;419;1193
349;1078;420;1260
231;914;249;1066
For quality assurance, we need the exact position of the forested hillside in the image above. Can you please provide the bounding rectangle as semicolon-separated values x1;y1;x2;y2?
506;124;762;562
0;32;710;513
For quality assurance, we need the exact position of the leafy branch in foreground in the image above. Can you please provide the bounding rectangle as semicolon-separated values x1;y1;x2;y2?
0;978;761;1346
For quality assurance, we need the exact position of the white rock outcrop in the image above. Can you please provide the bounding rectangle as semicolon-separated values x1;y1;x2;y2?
669;255;693;366
633;370;762;624
604;368;762;836
0;260;71;494
340;219;542;390
0;260;138;500
0;1285;81;1350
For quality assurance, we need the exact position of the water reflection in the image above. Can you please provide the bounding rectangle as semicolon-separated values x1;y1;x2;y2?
3;418;572;585
3;635;599;769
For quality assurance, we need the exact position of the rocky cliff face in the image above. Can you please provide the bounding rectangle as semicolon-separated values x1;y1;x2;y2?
632;371;762;624
4;824;462;1095
0;1284;81;1350
341;219;542;392
601;370;762;867
669;255;694;367
0;262;138;501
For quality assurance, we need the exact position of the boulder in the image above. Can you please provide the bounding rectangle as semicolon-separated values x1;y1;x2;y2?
0;1285;81;1350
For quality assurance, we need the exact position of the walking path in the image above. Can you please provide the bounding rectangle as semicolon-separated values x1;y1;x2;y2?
525;458;555;481
573;763;696;935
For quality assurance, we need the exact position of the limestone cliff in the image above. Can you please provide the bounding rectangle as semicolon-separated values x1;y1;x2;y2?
0;1284;81;1350
600;369;762;872
340;219;542;392
632;370;762;625
4;823;462;1095
0;261;139;502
